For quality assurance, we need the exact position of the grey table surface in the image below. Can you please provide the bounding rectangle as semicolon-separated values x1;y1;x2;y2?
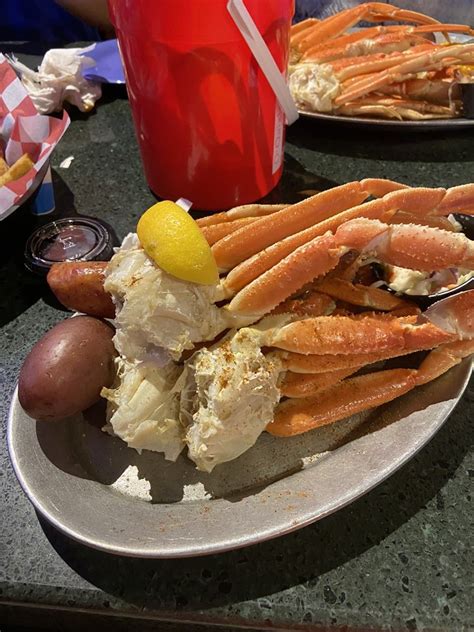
1;91;473;632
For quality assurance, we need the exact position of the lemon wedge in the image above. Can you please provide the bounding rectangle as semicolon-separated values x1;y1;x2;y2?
137;201;219;285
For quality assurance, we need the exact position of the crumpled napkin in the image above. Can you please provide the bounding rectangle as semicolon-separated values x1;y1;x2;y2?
8;47;102;114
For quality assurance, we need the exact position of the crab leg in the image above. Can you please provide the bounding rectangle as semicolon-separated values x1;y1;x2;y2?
335;43;474;105
266;314;454;355
269;335;474;437
212;181;369;270
300;24;473;68
335;54;429;84
292;3;440;58
302;24;473;63
271;290;474;356
221;184;474;295
225;214;474;318
290;18;319;37
339;2;441;27
226;232;343;318
268;291;474;436
279;366;361;398
387;211;457;232
360;178;409;197
435;184;474;215
304;32;434;64
315;277;414;311
270;290;335;317
335;218;474;270
336;97;457;120
300;25;390;59
221;197;401;294
415;339;474;384
200;217;260;245
299;25;417;62
291;6;370;51
268;368;418;436
378;77;459;106
196;204;287;228
279;344;428;374
423;289;474;337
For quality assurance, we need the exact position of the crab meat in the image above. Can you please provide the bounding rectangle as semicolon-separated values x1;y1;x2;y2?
183;329;282;472
102;358;185;461
103;234;231;361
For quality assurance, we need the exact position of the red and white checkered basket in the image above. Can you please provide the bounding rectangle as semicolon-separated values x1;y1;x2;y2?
0;53;70;221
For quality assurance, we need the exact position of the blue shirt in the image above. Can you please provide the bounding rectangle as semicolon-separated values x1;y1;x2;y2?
0;0;100;44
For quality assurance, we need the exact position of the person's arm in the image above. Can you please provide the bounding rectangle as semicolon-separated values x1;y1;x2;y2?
55;0;113;32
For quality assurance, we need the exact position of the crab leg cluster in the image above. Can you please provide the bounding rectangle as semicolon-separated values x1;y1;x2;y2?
289;2;474;120
195;179;474;436
267;303;474;437
208;181;474;318
48;179;474;440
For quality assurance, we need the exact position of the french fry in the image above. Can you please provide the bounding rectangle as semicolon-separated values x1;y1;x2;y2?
0;156;8;176
0;153;34;187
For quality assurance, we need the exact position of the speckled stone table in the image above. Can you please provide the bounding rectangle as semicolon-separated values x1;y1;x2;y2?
1;91;473;632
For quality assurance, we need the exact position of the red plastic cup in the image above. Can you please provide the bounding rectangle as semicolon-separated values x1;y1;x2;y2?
108;0;294;210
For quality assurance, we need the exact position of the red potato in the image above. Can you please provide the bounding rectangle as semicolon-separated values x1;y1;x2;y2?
47;261;115;319
18;316;116;422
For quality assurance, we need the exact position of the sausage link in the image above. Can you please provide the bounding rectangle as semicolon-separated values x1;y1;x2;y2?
47;261;115;319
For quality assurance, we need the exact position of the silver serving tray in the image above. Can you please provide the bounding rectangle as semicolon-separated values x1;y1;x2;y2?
298;109;474;130
7;360;472;558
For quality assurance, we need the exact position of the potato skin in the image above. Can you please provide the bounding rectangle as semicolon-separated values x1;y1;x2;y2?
18;316;116;422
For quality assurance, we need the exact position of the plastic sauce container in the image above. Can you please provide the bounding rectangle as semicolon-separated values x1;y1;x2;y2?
108;0;295;210
24;218;115;276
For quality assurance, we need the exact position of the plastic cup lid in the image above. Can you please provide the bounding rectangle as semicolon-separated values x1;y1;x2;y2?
24;217;115;276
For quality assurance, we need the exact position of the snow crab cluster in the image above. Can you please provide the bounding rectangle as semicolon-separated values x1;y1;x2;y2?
289;2;474;120
47;178;474;470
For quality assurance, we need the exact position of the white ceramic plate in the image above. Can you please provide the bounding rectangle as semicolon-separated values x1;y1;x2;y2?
7;358;472;558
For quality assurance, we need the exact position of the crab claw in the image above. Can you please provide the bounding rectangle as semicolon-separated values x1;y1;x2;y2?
424;289;474;338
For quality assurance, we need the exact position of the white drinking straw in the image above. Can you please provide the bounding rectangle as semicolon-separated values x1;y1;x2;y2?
176;197;193;212
227;0;299;125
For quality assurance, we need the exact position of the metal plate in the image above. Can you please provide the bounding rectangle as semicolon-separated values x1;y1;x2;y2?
7;361;472;558
298;109;474;131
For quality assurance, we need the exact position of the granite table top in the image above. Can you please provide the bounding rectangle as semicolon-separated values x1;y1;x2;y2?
1;89;473;632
